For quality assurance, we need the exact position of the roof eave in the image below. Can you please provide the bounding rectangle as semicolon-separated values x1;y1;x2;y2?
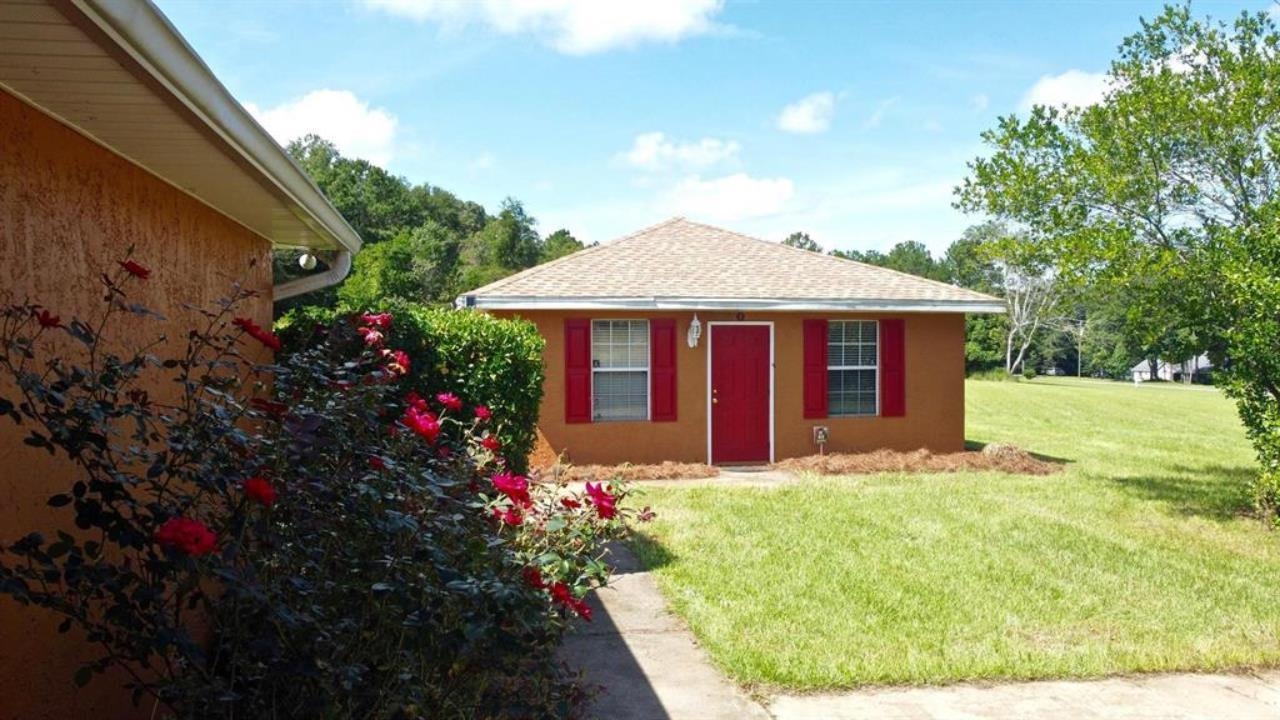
456;295;1006;314
63;0;361;254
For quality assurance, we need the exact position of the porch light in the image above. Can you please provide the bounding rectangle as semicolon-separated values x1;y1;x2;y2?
687;314;702;348
298;252;318;271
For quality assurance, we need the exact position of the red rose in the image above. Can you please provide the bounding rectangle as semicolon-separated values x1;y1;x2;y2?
232;317;282;352
522;566;546;589
585;482;617;520
491;506;523;526
154;517;217;556
481;435;502;453
33;309;62;329
118;259;151;280
550;582;593;621
360;312;393;330
402;406;441;443
382;349;410;376
404;391;428;412
560;497;581;510
436;392;462;411
357;326;384;346
491;471;531;507
474;405;492;421
243;476;277;507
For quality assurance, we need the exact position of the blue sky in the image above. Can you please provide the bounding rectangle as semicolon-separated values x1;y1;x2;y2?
156;0;1276;253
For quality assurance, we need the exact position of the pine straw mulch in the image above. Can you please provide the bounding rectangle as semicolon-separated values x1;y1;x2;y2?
772;444;1062;477
536;461;719;483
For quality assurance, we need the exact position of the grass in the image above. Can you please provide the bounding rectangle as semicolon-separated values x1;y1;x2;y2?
629;377;1280;691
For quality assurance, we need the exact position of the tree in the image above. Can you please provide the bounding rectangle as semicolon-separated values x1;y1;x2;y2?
337;223;461;309
542;229;584;262
955;5;1280;496
998;259;1059;375
783;231;823;252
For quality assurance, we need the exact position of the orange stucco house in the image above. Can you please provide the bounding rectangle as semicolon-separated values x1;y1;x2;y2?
459;219;1003;467
0;1;359;717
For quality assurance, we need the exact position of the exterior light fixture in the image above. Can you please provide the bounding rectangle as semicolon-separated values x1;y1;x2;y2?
687;314;702;348
298;252;318;271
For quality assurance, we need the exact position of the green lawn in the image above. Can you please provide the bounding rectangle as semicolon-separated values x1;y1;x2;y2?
630;377;1280;691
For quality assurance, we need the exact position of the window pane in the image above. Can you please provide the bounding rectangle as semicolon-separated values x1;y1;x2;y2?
828;368;877;417
828;320;877;369
592;320;649;369
593;370;648;421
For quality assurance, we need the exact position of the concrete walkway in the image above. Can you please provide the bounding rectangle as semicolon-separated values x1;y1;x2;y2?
769;671;1280;719
558;544;771;720
561;542;1280;720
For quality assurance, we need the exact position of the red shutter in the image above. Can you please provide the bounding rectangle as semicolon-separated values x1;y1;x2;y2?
565;318;591;423
803;319;828;419
650;319;677;422
880;318;906;417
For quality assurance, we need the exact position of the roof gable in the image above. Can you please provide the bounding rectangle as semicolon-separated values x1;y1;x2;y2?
461;218;1003;313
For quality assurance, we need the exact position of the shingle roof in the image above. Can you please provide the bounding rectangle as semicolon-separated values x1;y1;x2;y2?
460;218;1004;313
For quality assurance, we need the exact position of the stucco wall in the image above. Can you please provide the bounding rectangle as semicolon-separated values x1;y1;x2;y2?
494;309;967;467
0;89;273;719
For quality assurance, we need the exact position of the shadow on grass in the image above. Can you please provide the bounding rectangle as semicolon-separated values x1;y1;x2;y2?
1106;464;1256;522
964;439;1074;466
624;532;676;573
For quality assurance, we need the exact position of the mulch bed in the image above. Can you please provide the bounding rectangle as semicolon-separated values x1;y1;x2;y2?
536;461;719;483
772;444;1062;476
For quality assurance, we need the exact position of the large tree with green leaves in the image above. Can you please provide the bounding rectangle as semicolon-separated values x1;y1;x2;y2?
956;4;1280;504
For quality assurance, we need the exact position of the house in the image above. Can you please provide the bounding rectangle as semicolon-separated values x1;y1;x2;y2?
458;218;1003;466
0;1;359;717
1131;355;1213;384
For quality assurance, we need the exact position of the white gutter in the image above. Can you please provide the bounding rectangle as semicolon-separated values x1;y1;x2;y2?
64;0;361;299
275;251;353;301
455;294;1007;314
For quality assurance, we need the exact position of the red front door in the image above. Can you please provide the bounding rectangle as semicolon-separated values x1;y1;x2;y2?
710;324;771;464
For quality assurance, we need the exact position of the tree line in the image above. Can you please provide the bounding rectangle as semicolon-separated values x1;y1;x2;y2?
783;226;1193;380
276;135;588;312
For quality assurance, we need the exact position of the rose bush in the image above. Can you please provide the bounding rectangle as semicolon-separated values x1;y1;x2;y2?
0;259;641;718
276;301;545;472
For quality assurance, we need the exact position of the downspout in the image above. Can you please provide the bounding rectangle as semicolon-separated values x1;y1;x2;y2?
273;251;353;302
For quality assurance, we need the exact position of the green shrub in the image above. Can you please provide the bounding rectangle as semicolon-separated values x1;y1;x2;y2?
278;301;544;472
968;368;1013;382
1022;366;1038;380
1250;471;1280;527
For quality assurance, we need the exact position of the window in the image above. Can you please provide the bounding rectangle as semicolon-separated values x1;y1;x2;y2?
828;320;878;416
592;319;648;421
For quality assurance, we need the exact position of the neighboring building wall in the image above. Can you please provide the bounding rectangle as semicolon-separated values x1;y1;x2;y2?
0;89;273;719
496;309;966;466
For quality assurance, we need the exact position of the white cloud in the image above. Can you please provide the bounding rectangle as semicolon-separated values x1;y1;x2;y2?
1020;69;1110;111
863;97;898;130
245;89;398;165
664;173;794;222
970;93;989;112
360;0;725;55
620;132;740;171
777;91;836;134
469;151;496;173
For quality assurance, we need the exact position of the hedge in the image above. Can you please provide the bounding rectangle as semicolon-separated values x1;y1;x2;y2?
277;301;545;471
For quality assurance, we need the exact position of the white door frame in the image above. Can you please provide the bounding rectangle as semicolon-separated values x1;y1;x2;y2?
706;321;775;465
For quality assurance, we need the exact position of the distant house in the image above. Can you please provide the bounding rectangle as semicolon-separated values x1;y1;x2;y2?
458;218;1004;466
0;1;360;716
1131;355;1213;384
